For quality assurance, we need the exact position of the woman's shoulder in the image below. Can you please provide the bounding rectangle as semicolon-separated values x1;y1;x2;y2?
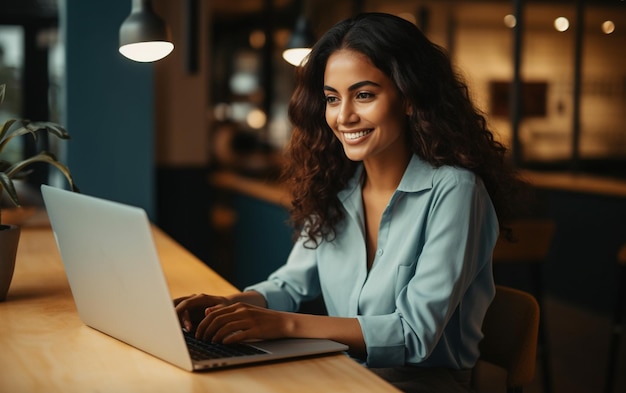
432;164;478;184
429;165;486;198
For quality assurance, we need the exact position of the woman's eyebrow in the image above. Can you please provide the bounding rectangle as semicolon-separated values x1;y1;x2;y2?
323;80;381;93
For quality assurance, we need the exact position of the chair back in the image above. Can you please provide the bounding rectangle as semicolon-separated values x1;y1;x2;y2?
479;285;540;392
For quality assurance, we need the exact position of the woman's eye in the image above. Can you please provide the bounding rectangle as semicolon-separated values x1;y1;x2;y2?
325;96;338;104
356;92;374;100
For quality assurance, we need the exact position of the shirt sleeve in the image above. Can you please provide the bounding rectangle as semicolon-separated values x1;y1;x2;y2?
358;171;498;367
244;237;322;312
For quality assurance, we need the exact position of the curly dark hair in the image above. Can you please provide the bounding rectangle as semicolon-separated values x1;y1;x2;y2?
283;12;528;247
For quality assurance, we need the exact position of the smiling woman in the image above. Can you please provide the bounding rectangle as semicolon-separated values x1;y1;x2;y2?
175;12;529;393
323;49;410;168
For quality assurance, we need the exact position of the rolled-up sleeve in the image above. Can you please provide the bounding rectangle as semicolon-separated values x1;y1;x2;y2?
357;314;406;367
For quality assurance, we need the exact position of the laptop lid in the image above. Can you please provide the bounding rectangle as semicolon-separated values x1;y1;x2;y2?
40;185;348;371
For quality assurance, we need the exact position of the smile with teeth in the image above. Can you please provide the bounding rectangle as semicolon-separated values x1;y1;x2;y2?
344;129;373;140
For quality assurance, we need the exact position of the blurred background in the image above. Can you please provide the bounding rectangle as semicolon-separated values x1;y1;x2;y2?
0;1;625;392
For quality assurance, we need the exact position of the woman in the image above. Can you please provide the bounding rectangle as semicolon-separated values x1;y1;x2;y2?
176;12;526;392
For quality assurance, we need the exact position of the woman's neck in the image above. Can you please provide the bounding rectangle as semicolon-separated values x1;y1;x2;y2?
362;149;412;193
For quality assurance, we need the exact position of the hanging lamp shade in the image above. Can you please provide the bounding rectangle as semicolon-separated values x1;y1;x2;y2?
282;16;315;66
119;0;174;63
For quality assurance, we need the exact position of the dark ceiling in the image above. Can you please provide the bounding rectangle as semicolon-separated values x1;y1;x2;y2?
0;0;623;24
0;0;58;23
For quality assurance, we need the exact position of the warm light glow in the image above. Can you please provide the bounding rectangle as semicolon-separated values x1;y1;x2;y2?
246;109;267;129
119;41;174;62
249;30;266;49
504;14;517;28
602;20;616;34
213;103;231;121
554;17;570;32
282;48;311;67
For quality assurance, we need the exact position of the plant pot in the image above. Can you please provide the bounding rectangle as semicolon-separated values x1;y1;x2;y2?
0;224;20;301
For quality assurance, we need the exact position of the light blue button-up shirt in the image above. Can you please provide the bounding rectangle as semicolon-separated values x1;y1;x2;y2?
246;154;498;369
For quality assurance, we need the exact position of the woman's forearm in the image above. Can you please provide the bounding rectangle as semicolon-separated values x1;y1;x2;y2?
226;290;268;308
287;313;366;357
222;291;366;356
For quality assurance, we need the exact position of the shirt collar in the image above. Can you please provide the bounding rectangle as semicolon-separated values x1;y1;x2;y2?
397;154;436;193
338;154;435;203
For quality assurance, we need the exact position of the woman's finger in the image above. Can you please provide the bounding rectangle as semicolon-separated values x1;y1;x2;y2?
175;294;228;333
196;302;246;340
208;319;251;343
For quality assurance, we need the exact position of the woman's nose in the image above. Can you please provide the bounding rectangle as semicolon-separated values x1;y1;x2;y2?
337;102;358;125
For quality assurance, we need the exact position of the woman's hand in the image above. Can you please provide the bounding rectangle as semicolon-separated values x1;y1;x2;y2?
196;302;293;344
176;293;366;356
174;293;231;334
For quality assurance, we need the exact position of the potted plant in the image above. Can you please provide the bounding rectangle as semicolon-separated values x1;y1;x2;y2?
0;83;78;301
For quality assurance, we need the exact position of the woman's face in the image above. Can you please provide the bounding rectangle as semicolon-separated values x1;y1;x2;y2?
323;49;410;163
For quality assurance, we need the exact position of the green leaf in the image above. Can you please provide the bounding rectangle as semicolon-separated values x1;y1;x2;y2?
25;121;70;140
0;84;78;214
0;120;34;153
0;120;71;154
0;119;18;145
5;168;33;180
4;151;77;193
0;171;19;206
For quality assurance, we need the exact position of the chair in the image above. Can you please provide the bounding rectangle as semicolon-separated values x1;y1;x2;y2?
477;285;541;393
492;218;555;393
604;243;626;393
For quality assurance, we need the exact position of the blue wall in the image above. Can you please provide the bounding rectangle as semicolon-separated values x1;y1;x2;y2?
231;194;294;290
63;0;155;218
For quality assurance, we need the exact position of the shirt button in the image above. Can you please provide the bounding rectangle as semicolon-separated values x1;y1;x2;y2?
377;249;384;256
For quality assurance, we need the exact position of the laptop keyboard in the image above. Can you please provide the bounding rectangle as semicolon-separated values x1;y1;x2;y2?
184;331;268;360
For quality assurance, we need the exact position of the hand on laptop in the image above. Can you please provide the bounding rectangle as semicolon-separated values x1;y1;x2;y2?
174;290;270;342
175;291;365;355
174;293;230;334
194;302;294;344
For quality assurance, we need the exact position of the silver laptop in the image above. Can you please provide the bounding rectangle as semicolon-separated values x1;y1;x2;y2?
40;185;348;371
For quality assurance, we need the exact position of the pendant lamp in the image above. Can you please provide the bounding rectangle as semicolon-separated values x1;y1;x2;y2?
119;0;174;63
282;16;315;66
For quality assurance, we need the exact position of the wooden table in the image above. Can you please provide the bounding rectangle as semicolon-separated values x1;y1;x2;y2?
520;169;626;198
0;217;398;393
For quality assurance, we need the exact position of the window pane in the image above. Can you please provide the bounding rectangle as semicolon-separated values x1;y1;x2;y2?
579;5;626;166
519;3;576;164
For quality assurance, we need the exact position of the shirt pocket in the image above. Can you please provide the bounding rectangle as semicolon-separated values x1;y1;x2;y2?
394;263;417;297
